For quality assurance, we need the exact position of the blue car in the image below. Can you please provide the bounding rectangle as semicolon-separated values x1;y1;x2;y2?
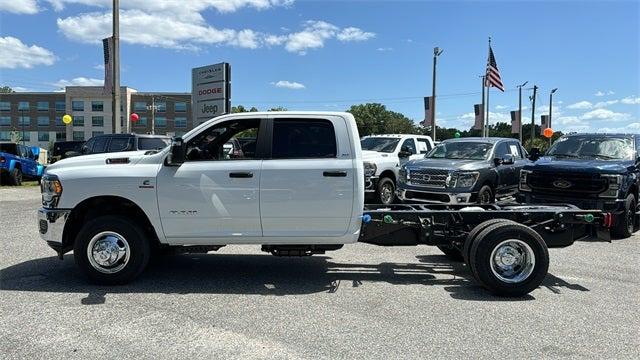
0;142;45;185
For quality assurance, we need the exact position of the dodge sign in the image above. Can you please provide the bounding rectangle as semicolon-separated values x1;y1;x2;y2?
192;62;230;125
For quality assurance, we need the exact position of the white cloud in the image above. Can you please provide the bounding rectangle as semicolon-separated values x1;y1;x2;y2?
47;0;293;14
12;86;29;92
52;77;104;89
271;80;305;89
495;105;508;110
621;96;640;105
336;27;375;42
581;108;631;122
93;63;105;70
376;47;393;52
0;0;38;14
594;100;619;108
594;90;615;97
0;36;56;69
596;122;640;133
567;101;592;110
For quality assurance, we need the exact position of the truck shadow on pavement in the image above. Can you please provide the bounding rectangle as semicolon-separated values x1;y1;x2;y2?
1;253;588;304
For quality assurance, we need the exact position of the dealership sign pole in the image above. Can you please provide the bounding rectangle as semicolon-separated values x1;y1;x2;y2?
192;63;231;127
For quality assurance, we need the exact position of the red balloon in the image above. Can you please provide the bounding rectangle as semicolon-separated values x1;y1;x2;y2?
543;127;553;138
130;113;139;122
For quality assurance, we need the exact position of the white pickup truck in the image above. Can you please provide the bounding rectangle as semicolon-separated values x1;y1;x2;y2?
37;111;610;296
361;134;434;204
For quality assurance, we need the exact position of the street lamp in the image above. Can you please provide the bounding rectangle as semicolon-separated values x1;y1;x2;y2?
549;88;558;146
431;46;444;141
516;81;528;143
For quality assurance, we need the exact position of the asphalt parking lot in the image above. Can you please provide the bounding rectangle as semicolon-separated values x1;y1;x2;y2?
1;186;638;359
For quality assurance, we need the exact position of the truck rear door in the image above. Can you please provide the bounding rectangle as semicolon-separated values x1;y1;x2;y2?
260;116;355;237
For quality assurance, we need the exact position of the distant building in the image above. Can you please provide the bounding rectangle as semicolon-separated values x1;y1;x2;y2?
0;86;193;148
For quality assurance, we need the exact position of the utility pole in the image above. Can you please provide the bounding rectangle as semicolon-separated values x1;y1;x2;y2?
530;85;538;145
517;81;528;143
147;96;156;135
481;75;485;137
431;47;443;142
112;0;121;135
549;88;558;146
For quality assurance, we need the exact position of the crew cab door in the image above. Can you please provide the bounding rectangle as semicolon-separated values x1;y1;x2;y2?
18;145;37;176
260;116;355;238
156;118;265;241
493;142;516;196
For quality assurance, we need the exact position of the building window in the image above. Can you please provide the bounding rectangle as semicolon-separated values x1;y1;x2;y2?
0;116;10;126
37;101;49;111
0;131;11;141
92;116;104;127
55;101;65;112
175;117;187;128
19;116;31;126
73;131;84;141
134;117;147;127
21;131;30;141
155;116;166;128
56;132;65;141
73;115;84;126
134;102;146;111
0;102;10;111
37;116;50;126
156;102;166;112
91;101;104;112
55;116;64;126
92;131;104;137
72;101;84;111
38;132;50;141
175;102;187;112
18;101;29;111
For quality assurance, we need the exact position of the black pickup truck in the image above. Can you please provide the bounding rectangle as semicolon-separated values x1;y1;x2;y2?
519;133;639;237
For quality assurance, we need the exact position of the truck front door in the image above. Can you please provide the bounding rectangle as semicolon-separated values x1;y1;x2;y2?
260;116;355;238
156;118;265;241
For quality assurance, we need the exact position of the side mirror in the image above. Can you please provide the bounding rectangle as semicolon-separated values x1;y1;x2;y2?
501;154;515;165
398;151;411;158
529;147;541;161
167;137;185;166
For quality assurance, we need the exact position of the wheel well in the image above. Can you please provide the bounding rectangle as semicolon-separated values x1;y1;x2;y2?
62;196;159;249
13;162;21;170
628;183;638;202
379;170;396;184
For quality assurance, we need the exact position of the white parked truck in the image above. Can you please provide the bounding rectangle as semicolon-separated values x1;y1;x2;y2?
38;111;610;296
361;134;434;204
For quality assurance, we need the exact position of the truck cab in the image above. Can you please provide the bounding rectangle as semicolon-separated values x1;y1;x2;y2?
519;133;639;237
361;134;434;204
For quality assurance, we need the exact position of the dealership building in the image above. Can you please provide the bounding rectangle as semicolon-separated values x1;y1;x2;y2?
0;86;193;149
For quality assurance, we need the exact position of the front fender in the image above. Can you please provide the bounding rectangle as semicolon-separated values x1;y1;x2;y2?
37;164;45;177
8;159;17;171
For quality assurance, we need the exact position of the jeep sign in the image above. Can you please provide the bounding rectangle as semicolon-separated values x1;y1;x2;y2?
192;62;230;125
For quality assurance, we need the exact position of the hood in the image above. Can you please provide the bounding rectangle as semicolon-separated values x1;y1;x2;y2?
405;158;488;171
525;156;633;174
45;150;151;172
362;150;395;160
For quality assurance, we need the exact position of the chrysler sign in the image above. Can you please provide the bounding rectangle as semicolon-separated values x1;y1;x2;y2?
192;62;230;124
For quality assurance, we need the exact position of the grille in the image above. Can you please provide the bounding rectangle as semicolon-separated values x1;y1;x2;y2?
405;191;450;203
408;169;449;188
528;171;607;195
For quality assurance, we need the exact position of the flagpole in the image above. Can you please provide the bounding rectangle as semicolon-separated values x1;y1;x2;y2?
480;75;485;136
484;37;491;137
112;0;121;134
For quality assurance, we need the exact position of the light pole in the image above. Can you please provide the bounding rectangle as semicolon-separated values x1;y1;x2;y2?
549;88;558;145
530;85;538;146
517;81;528;143
431;46;443;142
20;107;25;145
146;96;157;135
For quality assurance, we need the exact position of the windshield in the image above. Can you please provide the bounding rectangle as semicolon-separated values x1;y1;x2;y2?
360;137;400;153
547;136;634;160
138;137;170;150
426;142;493;160
52;142;83;156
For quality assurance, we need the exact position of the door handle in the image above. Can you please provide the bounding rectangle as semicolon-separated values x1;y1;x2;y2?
323;171;347;177
229;172;253;178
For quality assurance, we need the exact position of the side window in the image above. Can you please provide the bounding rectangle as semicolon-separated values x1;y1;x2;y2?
93;137;109;153
400;138;417;154
508;142;523;158
81;138;95;154
417;138;431;154
186;118;260;161
108;137;133;152
494;142;510;158
272;119;336;159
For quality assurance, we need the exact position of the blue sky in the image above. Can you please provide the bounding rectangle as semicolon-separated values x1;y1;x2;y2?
1;0;638;133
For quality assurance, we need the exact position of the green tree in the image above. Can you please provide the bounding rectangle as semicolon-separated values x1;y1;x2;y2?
347;103;418;136
0;86;14;94
268;106;288;112
231;105;248;113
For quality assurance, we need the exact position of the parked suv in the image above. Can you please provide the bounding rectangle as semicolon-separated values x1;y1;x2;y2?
519;133;639;238
80;133;170;155
397;137;529;204
49;141;85;164
0;142;44;185
361;134;434;204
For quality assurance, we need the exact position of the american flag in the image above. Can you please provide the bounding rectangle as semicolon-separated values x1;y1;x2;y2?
485;45;504;92
102;37;113;94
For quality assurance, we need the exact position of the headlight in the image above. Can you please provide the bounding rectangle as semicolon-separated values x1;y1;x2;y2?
600;174;622;198
41;174;63;208
446;172;479;188
399;167;408;183
363;161;377;177
519;170;532;192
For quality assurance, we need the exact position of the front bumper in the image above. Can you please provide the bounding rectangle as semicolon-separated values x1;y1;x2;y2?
519;193;625;214
365;176;379;193
396;188;476;204
37;208;71;250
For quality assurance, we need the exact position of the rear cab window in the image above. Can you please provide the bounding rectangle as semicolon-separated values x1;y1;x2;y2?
138;137;170;150
416;138;432;154
108;137;134;152
271;119;337;159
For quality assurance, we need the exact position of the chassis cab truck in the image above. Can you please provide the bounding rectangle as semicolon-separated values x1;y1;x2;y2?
38;112;609;297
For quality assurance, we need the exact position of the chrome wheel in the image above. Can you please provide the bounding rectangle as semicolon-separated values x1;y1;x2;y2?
479;189;492;204
380;182;394;204
490;239;535;283
86;231;131;274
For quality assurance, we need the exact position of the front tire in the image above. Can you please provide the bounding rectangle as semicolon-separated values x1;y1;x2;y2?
612;194;635;238
74;215;151;284
10;168;22;186
476;185;494;204
377;177;396;205
469;222;549;297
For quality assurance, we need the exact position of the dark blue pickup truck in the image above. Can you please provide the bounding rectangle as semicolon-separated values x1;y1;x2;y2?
0;142;45;185
519;133;639;238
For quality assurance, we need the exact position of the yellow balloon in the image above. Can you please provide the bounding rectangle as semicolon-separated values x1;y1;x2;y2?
62;114;72;124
